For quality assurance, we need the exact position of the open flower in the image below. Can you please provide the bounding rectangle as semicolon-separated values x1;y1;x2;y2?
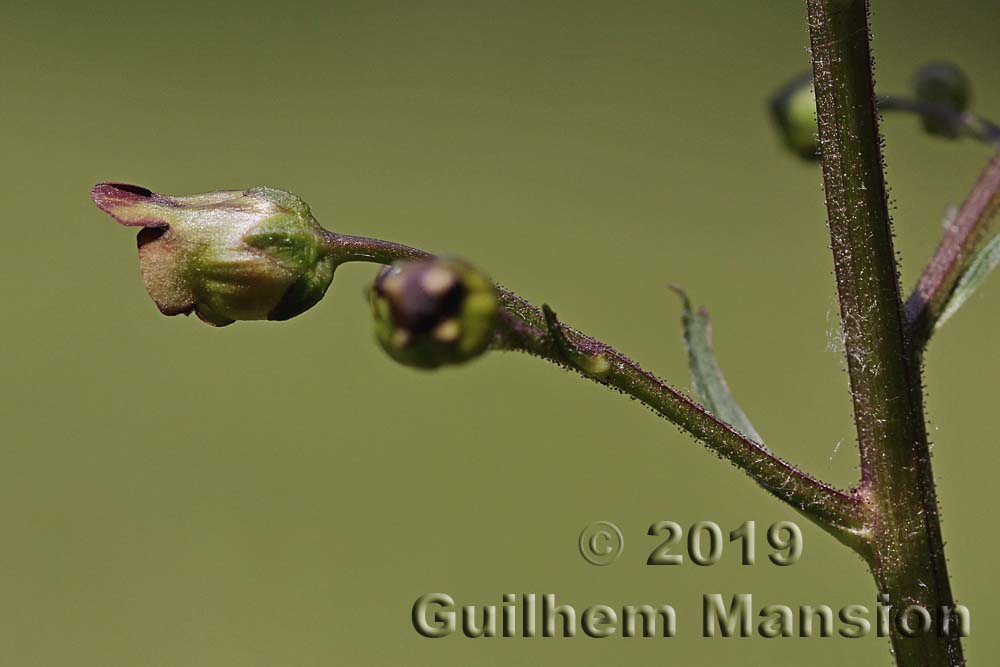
91;183;336;326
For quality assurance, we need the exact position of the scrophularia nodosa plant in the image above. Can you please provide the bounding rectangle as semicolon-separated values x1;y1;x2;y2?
92;2;1000;665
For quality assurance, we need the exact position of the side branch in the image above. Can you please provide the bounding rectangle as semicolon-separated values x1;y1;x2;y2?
906;147;1000;348
879;96;1000;146
495;306;866;542
325;231;867;542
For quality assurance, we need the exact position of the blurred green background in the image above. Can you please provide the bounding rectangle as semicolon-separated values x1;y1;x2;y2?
3;1;999;665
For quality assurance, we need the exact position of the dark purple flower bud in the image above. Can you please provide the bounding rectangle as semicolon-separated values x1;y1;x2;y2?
369;258;499;369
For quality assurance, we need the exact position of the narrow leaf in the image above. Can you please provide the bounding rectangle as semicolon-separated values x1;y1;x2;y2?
671;287;765;447
936;231;1000;329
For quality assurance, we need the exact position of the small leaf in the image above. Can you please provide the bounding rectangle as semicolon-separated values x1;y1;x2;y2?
671;287;764;447
936;231;1000;330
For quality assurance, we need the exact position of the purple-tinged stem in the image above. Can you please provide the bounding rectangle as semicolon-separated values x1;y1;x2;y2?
323;232;867;544
806;1;962;664
906;148;1000;349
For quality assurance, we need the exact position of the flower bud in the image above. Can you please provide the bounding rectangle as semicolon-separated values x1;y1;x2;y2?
769;73;819;161
91;183;336;326
369;258;500;369
913;62;972;138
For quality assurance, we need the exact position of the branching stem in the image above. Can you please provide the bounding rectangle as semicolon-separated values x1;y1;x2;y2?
322;6;988;663
323;231;867;543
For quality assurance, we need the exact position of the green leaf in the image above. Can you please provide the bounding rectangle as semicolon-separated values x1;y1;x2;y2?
672;287;764;447
936;231;1000;330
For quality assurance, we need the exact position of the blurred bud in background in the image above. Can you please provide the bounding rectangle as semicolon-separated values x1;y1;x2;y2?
912;61;972;138
91;183;336;326
369;257;499;369
770;74;819;162
769;72;819;161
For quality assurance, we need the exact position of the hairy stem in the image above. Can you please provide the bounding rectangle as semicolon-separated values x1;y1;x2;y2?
906;147;1000;349
807;0;963;664
324;231;867;543
495;309;868;545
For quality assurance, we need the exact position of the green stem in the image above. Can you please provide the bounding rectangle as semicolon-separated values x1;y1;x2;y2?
323;231;867;544
806;1;963;664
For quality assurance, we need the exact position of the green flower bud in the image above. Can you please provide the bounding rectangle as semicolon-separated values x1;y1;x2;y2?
913;62;972;138
91;183;335;326
769;73;819;161
369;258;500;369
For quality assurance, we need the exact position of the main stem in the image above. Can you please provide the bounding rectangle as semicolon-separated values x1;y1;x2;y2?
807;1;962;664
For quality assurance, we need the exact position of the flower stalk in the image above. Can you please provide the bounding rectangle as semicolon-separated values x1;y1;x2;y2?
320;233;869;545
